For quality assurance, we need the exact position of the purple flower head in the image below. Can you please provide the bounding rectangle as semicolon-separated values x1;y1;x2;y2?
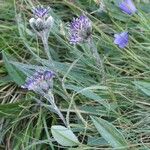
119;0;137;15
69;15;92;44
32;5;50;18
29;6;53;35
22;70;55;92
114;31;129;48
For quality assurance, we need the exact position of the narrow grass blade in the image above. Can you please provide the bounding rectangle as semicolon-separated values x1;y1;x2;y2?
133;81;150;96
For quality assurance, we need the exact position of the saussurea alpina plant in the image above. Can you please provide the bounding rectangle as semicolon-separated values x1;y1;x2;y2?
119;0;137;15
69;15;106;83
29;5;54;61
22;70;67;126
114;31;129;48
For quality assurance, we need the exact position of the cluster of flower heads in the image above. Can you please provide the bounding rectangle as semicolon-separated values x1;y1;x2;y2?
68;0;136;48
23;6;56;93
28;0;137;49
22;70;55;92
22;0;137;91
29;5;53;35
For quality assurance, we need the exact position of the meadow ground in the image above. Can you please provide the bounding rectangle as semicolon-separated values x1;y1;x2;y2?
0;0;150;149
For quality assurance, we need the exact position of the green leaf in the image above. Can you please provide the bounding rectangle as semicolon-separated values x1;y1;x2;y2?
91;116;128;148
51;125;79;146
2;52;24;86
133;81;150;96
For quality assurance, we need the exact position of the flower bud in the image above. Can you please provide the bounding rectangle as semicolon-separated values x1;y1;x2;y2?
35;18;45;31
114;32;129;49
29;18;36;29
45;16;54;29
29;6;54;36
119;0;137;15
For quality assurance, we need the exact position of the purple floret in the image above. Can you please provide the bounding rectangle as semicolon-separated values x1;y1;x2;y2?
69;34;82;45
32;5;50;18
69;15;92;44
119;0;137;15
114;32;129;48
22;70;55;91
43;70;55;80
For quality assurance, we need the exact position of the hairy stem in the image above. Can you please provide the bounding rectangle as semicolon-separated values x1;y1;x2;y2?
54;104;67;126
41;31;53;62
47;91;67;127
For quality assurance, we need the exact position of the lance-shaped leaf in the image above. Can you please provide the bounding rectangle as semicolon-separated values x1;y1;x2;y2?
91;116;128;148
51;125;80;146
2;52;24;86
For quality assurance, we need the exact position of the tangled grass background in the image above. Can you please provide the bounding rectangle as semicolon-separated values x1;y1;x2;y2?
0;0;150;149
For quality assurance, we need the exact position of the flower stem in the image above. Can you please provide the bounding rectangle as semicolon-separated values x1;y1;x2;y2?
41;31;53;62
54;104;67;126
89;38;106;84
47;91;67;126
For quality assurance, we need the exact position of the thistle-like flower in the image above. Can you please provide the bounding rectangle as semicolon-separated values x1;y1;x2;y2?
119;0;137;15
32;6;50;18
22;70;67;126
114;31;129;48
29;5;53;35
22;70;55;92
69;15;92;44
